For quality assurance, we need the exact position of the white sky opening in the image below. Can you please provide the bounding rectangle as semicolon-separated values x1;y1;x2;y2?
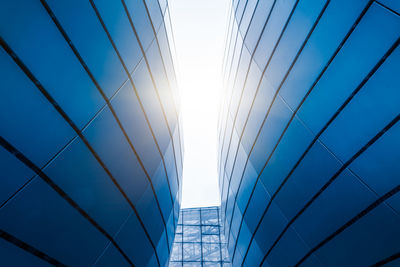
168;0;231;208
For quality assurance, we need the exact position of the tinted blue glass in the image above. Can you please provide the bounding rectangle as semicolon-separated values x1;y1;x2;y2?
115;213;155;266
243;181;271;233
350;122;400;196
83;106;150;205
220;0;400;265
146;0;163;31
293;169;377;248
46;0;128;98
0;178;108;266
146;40;177;131
94;243;131;267
1;1;181;265
44;136;131;235
0;238;52;267
244;0;275;53
156;229;169;266
253;199;288;253
320;44;400;162
0;0;104;129
0;147;34;206
112;81;163;178
133;60;171;154
248;96;292;173
239;0;258;37
0;49;75;167
235;61;262;135
259;117;313;196
265;0;328;91
314;203;400;266
137;184;165;245
94;0;142;73
266;226;310;267
299;3;400;136
123;0;156;50
236;161;258;212
274;140;341;220
279;0;369;110
253;0;297;70
241;76;276;154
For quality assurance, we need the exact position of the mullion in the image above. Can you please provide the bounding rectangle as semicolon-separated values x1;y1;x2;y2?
120;0;180;250
139;0;185;188
229;0;329;257
0;229;66;266
0;137;134;266
239;1;376;264
258;39;400;265
221;0;279;234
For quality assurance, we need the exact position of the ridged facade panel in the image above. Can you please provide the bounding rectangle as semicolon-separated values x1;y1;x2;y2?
0;0;182;266
218;0;400;265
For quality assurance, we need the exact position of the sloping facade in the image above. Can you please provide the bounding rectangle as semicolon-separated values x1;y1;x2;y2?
0;0;182;266
218;0;400;266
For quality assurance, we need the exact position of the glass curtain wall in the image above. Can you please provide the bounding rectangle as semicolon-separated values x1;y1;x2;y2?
169;207;231;266
218;0;400;266
0;0;182;266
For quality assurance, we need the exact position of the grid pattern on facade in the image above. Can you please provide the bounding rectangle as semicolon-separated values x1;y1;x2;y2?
169;207;231;266
0;0;182;266
218;0;400;266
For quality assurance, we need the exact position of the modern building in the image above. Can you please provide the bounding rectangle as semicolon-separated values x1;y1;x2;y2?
0;0;182;266
218;0;400;266
169;207;231;266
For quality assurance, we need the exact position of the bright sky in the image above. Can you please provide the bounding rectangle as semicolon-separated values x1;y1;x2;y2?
168;0;231;208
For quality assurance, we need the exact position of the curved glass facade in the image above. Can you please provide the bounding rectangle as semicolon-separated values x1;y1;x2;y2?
0;0;182;266
218;0;400;266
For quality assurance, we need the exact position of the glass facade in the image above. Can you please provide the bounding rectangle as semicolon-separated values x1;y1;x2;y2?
218;0;400;266
169;207;231;266
0;0;182;266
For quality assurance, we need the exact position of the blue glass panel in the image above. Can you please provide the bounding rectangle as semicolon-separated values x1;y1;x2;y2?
315;203;400;266
133;60;171;154
259;117;313;196
94;243;131;267
264;0;328;91
46;0;127;98
0;48;75;168
137;184;165;245
111;80;162;175
94;0;142;73
279;0;369;110
44;136;131;235
0;238;52;267
253;199;287;254
274;140;341;220
0;147;34;206
243;181;270;233
298;3;400;136
253;0;297;70
266;226;310;267
293;169;377;248
320;44;400;162
0;0;104;129
249;96;292;173
244;0;275;53
83;106;150;205
123;0;156;50
145;0;163;31
0;178;108;266
115;213;154;266
350;122;400;197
